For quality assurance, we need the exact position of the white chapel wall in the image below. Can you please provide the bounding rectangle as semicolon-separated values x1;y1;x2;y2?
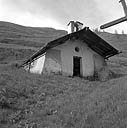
24;39;105;77
52;40;105;77
93;54;105;72
43;49;62;74
52;40;94;76
24;55;46;74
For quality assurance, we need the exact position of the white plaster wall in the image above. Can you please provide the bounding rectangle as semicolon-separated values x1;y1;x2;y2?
24;55;45;74
43;49;62;74
93;54;105;72
53;40;104;77
24;39;105;77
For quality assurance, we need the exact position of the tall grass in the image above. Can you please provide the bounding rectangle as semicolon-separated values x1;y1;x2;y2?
0;64;127;128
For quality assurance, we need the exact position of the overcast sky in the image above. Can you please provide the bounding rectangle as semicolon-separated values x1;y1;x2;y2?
0;0;127;33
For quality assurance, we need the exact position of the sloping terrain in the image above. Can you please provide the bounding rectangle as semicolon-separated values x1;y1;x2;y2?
1;21;127;128
0;21;67;47
1;21;127;67
0;65;127;128
98;31;127;51
0;21;127;51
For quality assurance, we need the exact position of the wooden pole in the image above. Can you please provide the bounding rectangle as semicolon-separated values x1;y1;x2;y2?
100;16;127;29
28;59;32;73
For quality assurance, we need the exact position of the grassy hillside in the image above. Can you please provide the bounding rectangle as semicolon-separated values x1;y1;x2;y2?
98;31;127;51
1;21;127;51
0;48;35;65
1;21;127;128
0;21;67;47
0;64;127;128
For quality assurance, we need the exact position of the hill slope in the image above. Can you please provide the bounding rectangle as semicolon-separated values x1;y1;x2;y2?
0;21;67;47
1;21;127;51
1;22;127;128
0;65;127;128
1;21;127;67
98;31;127;51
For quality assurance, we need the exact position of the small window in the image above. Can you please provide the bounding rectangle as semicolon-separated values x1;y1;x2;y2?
75;47;79;52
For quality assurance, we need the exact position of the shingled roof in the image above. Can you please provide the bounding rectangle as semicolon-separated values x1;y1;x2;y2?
21;27;119;67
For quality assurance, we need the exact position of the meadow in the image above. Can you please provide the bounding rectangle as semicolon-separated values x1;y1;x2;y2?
1;21;127;128
0;56;127;128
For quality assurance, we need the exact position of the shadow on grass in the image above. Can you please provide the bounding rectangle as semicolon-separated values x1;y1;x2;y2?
109;71;126;80
82;71;126;82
